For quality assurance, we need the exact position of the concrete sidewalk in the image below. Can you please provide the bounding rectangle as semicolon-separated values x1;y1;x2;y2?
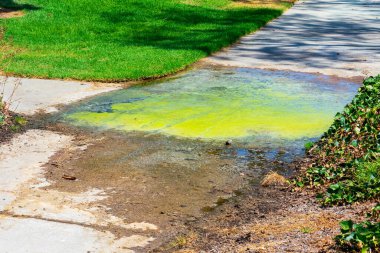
207;0;380;78
1;77;120;115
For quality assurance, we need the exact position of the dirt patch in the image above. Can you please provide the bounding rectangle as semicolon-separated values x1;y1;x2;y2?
156;186;373;252
2;127;370;252
0;8;24;19
3;119;368;252
229;0;295;9
182;0;295;9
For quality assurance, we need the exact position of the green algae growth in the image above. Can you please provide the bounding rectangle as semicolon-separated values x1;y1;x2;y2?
64;68;359;141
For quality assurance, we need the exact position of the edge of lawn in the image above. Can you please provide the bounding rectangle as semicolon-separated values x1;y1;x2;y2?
0;2;294;83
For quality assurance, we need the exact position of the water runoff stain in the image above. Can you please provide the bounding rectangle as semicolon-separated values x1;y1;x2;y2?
63;67;359;145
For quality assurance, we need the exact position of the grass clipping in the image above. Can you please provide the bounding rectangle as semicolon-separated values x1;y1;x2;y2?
261;171;288;187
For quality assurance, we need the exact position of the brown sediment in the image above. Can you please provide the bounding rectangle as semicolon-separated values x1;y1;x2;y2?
40;122;329;252
41;123;268;250
5;111;367;252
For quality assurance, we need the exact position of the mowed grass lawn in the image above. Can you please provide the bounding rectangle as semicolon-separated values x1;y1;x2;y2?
0;0;291;81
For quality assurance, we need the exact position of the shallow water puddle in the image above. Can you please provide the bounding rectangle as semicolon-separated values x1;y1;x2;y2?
64;67;359;142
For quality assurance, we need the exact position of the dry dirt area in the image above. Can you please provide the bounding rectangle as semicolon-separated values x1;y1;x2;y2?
156;185;374;253
0;8;24;19
229;0;295;9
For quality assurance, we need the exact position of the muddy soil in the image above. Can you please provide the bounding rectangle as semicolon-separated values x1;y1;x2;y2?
38;122;298;251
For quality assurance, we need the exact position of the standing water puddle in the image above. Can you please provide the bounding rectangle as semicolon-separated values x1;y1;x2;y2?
51;67;360;243
64;67;359;142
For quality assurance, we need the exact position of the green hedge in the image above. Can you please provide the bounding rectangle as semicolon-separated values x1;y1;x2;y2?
294;75;380;252
295;75;380;205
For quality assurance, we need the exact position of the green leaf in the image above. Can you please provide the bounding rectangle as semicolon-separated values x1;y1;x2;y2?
340;220;353;232
329;183;341;191
361;246;369;253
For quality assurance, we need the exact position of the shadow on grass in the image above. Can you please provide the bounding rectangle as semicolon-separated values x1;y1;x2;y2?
0;0;39;11
101;3;282;54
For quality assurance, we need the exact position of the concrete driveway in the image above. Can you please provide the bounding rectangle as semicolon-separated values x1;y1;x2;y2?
207;0;380;78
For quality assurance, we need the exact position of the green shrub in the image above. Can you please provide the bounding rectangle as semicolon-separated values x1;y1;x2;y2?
295;75;380;205
294;75;380;252
320;159;380;205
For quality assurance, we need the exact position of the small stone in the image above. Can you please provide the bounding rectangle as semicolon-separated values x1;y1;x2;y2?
62;174;76;180
50;162;59;167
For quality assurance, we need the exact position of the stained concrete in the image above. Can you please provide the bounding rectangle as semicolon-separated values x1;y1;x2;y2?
0;130;72;211
207;0;380;78
0;130;156;252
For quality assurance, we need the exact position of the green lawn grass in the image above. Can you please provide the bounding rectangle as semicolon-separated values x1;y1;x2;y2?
0;0;290;81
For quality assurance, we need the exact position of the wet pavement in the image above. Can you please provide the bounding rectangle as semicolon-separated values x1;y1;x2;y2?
62;67;359;142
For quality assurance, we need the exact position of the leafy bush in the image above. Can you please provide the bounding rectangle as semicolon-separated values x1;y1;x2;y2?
321;160;380;205
295;75;380;205
294;75;380;252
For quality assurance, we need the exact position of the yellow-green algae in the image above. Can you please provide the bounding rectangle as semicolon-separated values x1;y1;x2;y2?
65;68;359;140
